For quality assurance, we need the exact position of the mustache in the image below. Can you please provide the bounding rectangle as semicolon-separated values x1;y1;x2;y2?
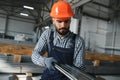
59;28;68;30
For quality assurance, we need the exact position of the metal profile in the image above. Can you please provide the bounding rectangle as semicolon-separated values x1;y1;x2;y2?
54;63;96;80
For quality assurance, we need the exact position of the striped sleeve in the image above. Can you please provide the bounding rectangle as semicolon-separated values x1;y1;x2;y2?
73;35;86;71
31;29;50;66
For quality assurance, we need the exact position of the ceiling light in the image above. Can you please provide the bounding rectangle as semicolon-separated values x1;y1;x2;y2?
23;5;34;10
20;13;29;16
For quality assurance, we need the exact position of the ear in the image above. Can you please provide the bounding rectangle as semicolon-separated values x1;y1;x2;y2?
52;18;55;24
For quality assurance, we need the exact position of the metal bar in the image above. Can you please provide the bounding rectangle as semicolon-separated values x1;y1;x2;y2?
54;63;96;80
72;0;93;9
54;64;77;80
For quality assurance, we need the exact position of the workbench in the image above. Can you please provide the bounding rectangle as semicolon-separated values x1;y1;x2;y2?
0;42;45;74
1;42;120;64
0;42;120;75
85;51;120;66
0;42;34;63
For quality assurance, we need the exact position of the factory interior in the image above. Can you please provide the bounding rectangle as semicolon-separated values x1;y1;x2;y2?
0;0;120;80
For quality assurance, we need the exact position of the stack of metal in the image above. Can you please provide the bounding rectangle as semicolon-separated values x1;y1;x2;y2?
54;63;97;80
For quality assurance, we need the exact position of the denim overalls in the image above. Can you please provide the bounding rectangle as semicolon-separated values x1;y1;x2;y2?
41;31;76;80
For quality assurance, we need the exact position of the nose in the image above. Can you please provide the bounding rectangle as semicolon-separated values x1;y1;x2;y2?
61;22;66;27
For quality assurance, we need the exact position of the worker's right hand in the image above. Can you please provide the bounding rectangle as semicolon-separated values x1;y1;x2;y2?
44;57;57;70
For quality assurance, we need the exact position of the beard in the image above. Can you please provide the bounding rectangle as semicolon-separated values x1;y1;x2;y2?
56;27;70;36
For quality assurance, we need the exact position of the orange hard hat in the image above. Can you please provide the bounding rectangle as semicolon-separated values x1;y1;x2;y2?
50;0;74;19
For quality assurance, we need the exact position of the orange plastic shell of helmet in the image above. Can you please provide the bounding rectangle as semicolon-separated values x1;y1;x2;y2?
50;0;74;19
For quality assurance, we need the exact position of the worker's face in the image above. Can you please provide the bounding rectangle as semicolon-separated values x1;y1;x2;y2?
52;18;71;36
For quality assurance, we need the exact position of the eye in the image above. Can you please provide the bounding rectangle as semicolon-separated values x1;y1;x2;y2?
57;20;62;23
64;20;70;23
56;19;71;23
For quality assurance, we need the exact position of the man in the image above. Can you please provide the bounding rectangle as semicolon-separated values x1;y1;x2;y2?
31;0;85;80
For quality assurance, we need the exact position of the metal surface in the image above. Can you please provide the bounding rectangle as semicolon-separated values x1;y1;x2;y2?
54;63;96;80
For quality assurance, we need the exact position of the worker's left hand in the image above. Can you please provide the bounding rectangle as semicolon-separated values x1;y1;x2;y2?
44;57;57;70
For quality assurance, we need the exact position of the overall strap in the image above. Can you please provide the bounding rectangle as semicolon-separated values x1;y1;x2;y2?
71;33;76;49
47;30;54;55
49;31;54;45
